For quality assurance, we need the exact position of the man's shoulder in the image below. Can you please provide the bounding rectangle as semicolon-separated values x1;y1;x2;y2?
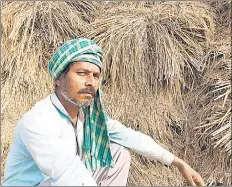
28;95;55;115
19;95;59;127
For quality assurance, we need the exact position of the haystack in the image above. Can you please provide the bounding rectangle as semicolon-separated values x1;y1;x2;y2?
206;1;231;28
80;1;228;185
82;1;215;97
179;35;231;185
1;1;231;186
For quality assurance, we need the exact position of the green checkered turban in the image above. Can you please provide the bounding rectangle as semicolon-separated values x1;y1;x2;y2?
48;38;114;172
49;38;103;80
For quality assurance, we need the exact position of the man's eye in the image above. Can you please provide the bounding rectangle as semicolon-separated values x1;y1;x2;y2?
94;74;100;79
77;72;85;76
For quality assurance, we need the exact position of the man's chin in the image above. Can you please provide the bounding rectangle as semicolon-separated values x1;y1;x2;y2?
75;98;94;107
64;97;91;107
78;102;91;107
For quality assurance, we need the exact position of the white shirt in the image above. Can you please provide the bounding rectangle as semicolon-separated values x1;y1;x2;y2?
3;93;174;186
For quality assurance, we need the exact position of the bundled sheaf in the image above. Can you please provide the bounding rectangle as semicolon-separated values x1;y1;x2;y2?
206;1;231;28
1;1;97;113
181;33;231;185
82;1;215;95
194;35;231;155
1;1;231;186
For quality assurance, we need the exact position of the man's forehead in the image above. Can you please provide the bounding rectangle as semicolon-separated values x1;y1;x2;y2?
71;61;101;73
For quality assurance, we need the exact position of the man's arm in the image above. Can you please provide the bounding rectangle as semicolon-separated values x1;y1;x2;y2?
107;119;206;186
107;119;174;165
18;114;97;186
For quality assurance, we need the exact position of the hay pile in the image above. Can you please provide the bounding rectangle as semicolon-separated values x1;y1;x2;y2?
206;1;231;28
194;35;231;154
83;1;215;95
1;1;231;186
177;36;231;185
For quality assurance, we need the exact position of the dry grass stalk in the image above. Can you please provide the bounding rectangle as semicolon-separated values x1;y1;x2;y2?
82;1;215;97
1;1;96;113
205;1;231;28
194;35;231;156
102;88;186;185
179;34;231;185
1;1;230;185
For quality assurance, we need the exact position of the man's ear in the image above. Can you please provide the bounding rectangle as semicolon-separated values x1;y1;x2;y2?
55;76;62;87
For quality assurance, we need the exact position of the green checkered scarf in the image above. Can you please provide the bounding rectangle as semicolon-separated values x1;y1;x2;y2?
48;38;114;172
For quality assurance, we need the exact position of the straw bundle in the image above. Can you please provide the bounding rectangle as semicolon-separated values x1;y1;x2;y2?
180;33;231;185
102;88;186;185
1;1;231;186
82;1;215;96
1;1;96;112
194;35;231;155
206;1;231;28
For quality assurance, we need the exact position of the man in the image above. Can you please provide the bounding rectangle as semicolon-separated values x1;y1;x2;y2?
2;38;205;186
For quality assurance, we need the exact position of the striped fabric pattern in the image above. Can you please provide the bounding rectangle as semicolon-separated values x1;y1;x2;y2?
48;38;113;172
83;86;114;171
48;38;103;80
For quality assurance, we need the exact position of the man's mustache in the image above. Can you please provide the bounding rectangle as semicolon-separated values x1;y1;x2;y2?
78;87;96;96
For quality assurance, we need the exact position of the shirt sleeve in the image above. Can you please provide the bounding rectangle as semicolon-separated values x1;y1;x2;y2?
107;119;174;166
18;113;97;186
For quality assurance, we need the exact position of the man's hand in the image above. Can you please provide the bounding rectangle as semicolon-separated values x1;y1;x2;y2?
172;156;206;186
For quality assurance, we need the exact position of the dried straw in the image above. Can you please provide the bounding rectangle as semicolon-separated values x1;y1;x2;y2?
102;88;186;185
181;34;231;185
82;1;215;96
205;1;231;28
1;1;231;185
194;35;231;155
1;1;97;113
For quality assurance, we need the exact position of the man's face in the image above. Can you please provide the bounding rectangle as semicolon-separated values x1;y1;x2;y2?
56;61;101;107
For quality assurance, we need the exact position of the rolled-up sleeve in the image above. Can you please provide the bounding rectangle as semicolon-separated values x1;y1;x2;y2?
18;114;97;186
108;119;174;166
